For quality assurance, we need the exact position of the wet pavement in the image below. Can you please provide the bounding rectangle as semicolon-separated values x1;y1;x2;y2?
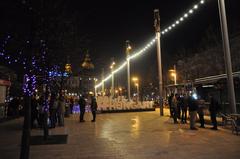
0;109;240;159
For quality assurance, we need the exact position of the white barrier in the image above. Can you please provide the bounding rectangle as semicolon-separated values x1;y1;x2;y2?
96;96;154;111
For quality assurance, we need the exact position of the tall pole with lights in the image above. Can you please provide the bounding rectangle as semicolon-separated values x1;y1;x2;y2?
110;61;115;99
135;83;139;103
154;9;164;116
218;0;237;113
132;77;139;104
173;65;177;85
126;40;131;101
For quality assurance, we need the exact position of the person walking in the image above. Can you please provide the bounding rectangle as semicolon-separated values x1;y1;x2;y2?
49;95;58;128
57;96;66;126
181;94;188;124
209;94;220;130
188;94;198;130
177;94;182;119
91;96;98;122
171;94;178;124
69;97;74;114
79;95;86;122
198;98;206;128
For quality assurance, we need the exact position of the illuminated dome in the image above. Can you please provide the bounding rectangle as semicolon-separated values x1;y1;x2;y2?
81;53;94;69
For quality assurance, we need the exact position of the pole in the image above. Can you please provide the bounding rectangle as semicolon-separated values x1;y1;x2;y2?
21;73;34;159
101;68;105;96
20;6;35;155
154;9;164;116
218;0;237;113
126;40;131;101
127;59;130;101
112;72;114;98
20;94;31;159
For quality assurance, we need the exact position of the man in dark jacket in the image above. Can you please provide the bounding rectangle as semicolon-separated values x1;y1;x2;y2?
91;96;98;122
168;94;174;117
209;94;219;130
79;95;86;122
188;94;198;130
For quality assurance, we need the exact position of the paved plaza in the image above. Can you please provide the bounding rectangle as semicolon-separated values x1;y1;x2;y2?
0;109;240;159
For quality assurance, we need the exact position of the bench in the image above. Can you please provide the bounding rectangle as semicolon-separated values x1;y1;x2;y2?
219;113;232;127
232;119;240;135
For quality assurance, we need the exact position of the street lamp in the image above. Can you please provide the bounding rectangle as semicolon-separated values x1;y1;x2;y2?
169;70;177;85
218;0;236;113
132;77;139;103
119;87;122;96
154;9;164;116
171;73;177;85
135;83;139;103
126;40;132;101
110;61;116;99
132;77;139;83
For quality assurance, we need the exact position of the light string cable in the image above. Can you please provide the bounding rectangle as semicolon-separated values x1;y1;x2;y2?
95;0;207;89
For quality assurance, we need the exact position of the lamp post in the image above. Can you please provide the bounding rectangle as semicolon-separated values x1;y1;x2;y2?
132;77;139;103
171;72;177;85
126;40;132;101
135;83;139;103
218;0;237;113
110;61;115;99
169;65;177;85
119;87;122;96
154;9;164;116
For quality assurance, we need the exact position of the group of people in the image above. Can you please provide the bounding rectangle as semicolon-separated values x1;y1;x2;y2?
168;93;220;130
79;95;98;122
31;94;67;128
30;93;98;129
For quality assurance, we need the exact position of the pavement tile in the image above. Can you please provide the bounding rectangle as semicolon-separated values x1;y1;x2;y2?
0;110;240;159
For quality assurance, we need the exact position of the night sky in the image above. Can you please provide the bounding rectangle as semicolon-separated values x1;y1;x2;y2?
1;0;240;87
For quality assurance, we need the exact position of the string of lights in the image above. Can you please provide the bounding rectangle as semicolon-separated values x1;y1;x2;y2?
0;35;54;96
23;74;37;96
95;0;207;89
161;0;206;35
0;35;27;67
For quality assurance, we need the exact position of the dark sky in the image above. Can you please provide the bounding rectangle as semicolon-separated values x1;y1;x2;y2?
1;0;240;87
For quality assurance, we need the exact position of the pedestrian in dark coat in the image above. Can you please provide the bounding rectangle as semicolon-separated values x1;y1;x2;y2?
209;94;220;130
91;96;98;122
177;94;182;119
57;96;66;126
171;94;178;124
70;97;74;114
188;95;198;130
49;95;58;128
197;98;206;128
79;95;86;122
181;94;188;124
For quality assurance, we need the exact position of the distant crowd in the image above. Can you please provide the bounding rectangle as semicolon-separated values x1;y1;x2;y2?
30;93;98;129
6;93;98;129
